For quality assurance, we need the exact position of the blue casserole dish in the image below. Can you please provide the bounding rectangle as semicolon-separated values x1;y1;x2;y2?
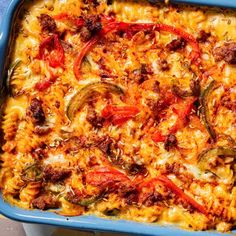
0;0;236;235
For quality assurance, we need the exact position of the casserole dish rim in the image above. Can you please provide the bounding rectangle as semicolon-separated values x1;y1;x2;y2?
0;0;234;235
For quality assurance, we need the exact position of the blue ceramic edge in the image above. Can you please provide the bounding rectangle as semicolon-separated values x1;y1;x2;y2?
0;0;235;235
0;0;22;88
0;196;230;236
173;0;236;9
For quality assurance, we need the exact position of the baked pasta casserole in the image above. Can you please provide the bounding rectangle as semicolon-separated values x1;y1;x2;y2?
0;0;236;232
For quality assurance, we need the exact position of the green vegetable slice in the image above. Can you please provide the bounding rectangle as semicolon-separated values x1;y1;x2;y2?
21;163;43;182
66;82;124;121
200;80;216;141
6;59;21;96
198;147;236;176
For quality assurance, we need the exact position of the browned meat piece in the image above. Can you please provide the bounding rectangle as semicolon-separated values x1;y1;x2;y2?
28;98;45;125
166;38;186;51
197;30;211;43
86;107;105;129
32;194;59;210
43;165;71;183
85;15;102;33
119;185;139;205
38;14;57;33
143;192;163;207
164;134;177;151
164;162;181;175
80;27;92;42
83;0;100;6
213;42;236;64
80;15;102;41
172;79;200;98
95;135;113;155
128;163;148;176
139;64;150;84
64;136;86;154
172;85;189;98
152;98;169;121
190;79;200;97
158;59;170;71
66;189;83;204
221;93;236;112
130;64;152;84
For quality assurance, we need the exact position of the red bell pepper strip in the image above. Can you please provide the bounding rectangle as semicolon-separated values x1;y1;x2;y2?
73;22;129;80
35;79;51;91
73;36;99;80
73;20;201;80
156;175;208;216
86;166;130;186
53;13;84;27
101;105;140;125
34;73;57;91
169;97;196;133
152;97;195;143
152;131;166;143
37;34;65;68
138;176;207;216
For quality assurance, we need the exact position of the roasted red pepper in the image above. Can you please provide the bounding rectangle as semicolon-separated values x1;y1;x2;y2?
86;166;130;186
73;20;201;80
35;79;51;91
156;175;208;216
35;75;57;91
170;97;196;133
152;97;195;143
101;105;140;125
37;34;65;68
73;36;99;80
139;176;207;216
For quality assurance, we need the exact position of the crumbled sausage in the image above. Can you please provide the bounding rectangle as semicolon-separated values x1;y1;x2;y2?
64;136;86;154
85;15;101;33
28;98;46;125
172;85;189;98
164;134;177;151
43;165;71;183
128;163;148;176
213;42;236;64
66;189;83;204
164;162;181;175
152;97;171;121
143;192;163;207
190;79;201;97
80;15;102;41
119;185;139;205
95;135;113;155
86;107;105;129
197;30;211;43
83;0;100;7
32;194;59;210
221;93;236;112
152;81;160;93
166;38;186;51
158;59;170;71
38;14;57;33
80;27;92;42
